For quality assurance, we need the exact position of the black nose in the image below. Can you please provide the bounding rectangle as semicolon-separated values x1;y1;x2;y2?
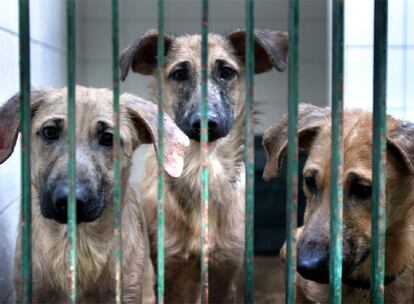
52;182;96;224
297;243;330;284
190;112;219;131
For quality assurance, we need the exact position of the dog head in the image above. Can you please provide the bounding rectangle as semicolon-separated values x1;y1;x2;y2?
0;86;189;224
263;104;414;288
120;29;288;142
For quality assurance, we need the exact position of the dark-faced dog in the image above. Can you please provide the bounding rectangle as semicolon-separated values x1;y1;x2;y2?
0;86;189;303
264;104;414;303
120;29;288;302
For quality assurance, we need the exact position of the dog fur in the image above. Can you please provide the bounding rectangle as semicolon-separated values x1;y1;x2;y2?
264;104;414;303
0;86;189;303
120;29;288;302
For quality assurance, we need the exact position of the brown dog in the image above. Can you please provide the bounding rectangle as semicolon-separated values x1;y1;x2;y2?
0;86;189;303
120;29;288;302
264;104;414;303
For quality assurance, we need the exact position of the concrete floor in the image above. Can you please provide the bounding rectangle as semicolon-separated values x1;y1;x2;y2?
143;256;285;304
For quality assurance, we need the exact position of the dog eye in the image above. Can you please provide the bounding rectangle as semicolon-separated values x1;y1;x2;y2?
349;182;372;199
99;132;113;147
171;69;188;81
304;175;317;193
42;125;59;141
220;66;236;80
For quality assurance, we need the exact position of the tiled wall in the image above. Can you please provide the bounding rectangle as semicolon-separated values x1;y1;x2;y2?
0;1;66;302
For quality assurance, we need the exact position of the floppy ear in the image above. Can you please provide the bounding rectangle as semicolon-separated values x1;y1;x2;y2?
126;97;190;178
120;29;174;80
0;90;47;164
387;121;414;175
262;104;329;180
227;29;289;73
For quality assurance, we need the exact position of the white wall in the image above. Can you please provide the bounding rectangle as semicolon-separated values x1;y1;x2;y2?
0;0;66;302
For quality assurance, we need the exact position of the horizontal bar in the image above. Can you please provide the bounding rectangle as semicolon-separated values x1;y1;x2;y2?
285;0;299;303
371;0;388;303
245;0;255;303
19;0;32;302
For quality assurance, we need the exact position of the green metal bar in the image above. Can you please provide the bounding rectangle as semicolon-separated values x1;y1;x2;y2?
371;0;387;302
285;0;299;303
66;0;77;302
200;0;209;303
244;0;254;303
19;0;32;302
112;0;122;302
157;0;165;303
329;0;344;303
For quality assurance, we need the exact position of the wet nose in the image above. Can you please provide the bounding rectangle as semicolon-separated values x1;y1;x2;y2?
297;243;329;284
190;112;219;131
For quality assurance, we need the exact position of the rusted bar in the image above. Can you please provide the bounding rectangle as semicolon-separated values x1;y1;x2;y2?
371;0;388;303
329;0;344;303
156;0;166;303
111;0;123;302
19;0;32;301
285;0;299;303
66;0;77;302
200;0;209;303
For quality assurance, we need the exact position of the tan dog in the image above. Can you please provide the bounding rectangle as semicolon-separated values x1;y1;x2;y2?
0;86;189;303
263;104;414;303
120;29;288;302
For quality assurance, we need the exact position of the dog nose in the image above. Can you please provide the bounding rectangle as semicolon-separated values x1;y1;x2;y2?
52;183;90;222
297;244;330;284
190;112;219;131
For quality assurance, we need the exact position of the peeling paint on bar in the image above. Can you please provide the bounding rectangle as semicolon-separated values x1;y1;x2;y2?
371;0;387;303
200;0;209;303
66;0;77;302
112;0;123;303
329;0;344;303
19;0;32;302
285;0;299;303
244;0;255;303
157;0;166;303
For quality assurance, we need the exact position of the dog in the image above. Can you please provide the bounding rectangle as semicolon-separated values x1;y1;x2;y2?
0;86;189;303
119;29;288;302
263;104;414;303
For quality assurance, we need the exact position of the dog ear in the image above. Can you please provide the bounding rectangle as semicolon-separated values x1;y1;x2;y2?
387;121;414;175
0;90;47;164
126;96;190;178
120;29;173;80
227;29;289;73
262;104;329;180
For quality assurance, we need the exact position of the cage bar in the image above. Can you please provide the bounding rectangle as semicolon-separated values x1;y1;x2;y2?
244;0;255;303
19;0;32;301
285;0;299;303
200;0;209;303
111;0;123;302
371;0;388;302
66;0;77;302
329;0;344;303
156;0;166;303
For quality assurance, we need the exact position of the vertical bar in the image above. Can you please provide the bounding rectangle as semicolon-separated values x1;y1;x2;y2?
19;0;32;302
371;0;387;302
244;0;254;303
156;0;165;303
112;0;122;302
285;0;299;303
66;0;77;302
200;0;209;303
329;0;344;303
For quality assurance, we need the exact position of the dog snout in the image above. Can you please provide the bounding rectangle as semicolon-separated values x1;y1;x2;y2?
50;180;102;224
297;241;330;284
190;112;219;131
